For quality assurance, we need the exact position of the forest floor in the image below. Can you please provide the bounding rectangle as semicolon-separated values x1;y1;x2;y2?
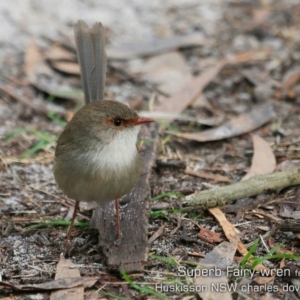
1;0;300;299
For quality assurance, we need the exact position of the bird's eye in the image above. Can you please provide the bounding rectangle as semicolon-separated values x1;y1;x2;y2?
113;118;122;126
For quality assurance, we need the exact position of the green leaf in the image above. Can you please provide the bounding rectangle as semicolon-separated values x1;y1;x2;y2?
240;239;259;269
48;111;67;127
3;128;29;141
121;271;166;299
21;139;49;158
150;254;179;266
150;211;170;221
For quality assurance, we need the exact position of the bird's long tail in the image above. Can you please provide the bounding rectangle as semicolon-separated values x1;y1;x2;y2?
74;20;107;103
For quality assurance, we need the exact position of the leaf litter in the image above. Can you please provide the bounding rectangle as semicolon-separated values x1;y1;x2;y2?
167;103;274;142
242;134;276;181
1;0;300;299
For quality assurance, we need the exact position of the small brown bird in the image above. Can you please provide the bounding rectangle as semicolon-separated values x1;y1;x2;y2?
53;20;153;243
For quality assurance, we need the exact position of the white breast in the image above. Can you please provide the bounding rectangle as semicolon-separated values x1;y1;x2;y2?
85;126;140;173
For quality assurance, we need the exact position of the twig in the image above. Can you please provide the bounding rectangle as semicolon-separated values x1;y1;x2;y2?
182;168;300;212
277;219;300;233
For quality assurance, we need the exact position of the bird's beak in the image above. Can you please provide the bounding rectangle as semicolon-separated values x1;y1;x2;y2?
133;117;154;126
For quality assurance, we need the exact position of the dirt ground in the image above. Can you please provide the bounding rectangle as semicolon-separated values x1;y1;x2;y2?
1;0;300;299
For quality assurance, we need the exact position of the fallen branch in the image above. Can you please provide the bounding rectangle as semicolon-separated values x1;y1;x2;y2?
277;219;300;233
182;167;300;212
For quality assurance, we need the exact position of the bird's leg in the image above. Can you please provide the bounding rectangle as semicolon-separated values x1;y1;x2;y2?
66;200;79;244
115;199;121;238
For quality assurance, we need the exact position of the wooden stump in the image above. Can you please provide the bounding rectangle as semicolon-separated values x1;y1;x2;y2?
90;123;159;272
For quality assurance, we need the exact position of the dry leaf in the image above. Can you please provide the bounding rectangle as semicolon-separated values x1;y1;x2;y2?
46;44;76;61
209;208;240;240
253;275;275;285
24;40;53;82
276;160;300;171
24;41;83;103
0;277;97;292
279;211;300;220
51;61;80;75
154;59;227;118
185;169;230;183
148;224;165;244
85;291;103;300
252;7;270;26
128;52;192;95
140;111;223;126
167;103;273;142
281;68;300;93
50;254;83;300
242;134;276;181
107;33;208;59
232;53;274;105
242;69;279;88
50;254;97;300
33;82;84;104
188;251;205;258
209;208;270;273
198;227;222;243
246;6;270;31
147;49;271;124
194;236;239;300
209;207;245;257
